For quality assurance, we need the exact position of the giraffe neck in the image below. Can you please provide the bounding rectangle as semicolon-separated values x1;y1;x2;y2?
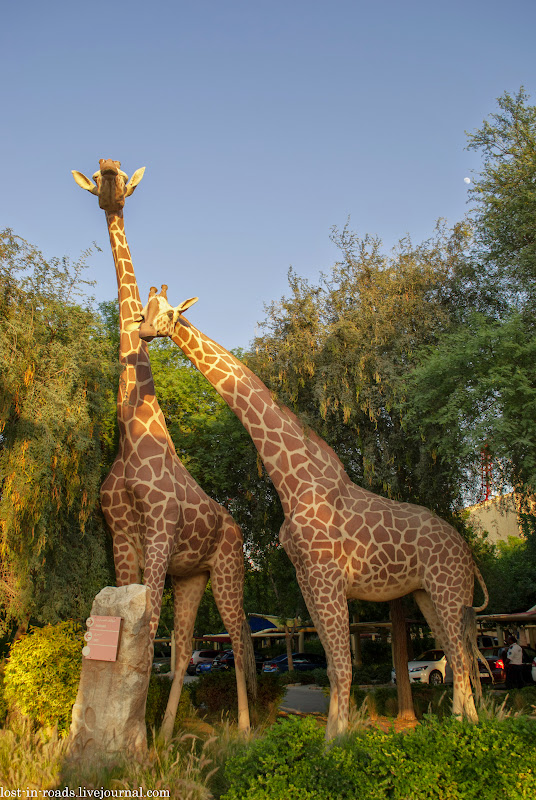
106;212;142;340
171;322;351;514
105;213;168;441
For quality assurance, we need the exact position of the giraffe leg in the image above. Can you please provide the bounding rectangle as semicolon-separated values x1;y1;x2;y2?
160;572;209;742
211;521;251;734
414;588;477;721
295;565;351;739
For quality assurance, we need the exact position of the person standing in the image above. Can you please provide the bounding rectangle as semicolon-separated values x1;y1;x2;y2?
505;634;524;689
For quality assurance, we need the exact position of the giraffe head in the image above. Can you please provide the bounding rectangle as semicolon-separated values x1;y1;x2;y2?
126;286;199;341
72;159;145;212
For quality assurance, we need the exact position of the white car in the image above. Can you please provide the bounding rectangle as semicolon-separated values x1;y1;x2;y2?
391;649;453;686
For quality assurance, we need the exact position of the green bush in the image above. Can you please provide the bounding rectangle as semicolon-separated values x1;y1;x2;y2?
352;663;392;685
504;685;536;713
3;621;83;734
145;675;194;736
354;684;453;719
309;668;329;687
221;715;536;799
0;661;8;725
145;674;171;730
192;670;284;724
360;637;392;664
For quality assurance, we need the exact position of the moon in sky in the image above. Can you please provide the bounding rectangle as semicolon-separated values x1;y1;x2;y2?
464;177;471;184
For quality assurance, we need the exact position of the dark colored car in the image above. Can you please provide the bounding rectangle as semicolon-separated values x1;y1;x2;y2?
211;650;266;673
477;648;506;684
479;645;536;685
262;652;327;674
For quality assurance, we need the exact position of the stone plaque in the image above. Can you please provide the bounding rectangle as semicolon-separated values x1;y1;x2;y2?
82;615;122;661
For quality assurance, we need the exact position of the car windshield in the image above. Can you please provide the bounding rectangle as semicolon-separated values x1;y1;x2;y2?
415;650;444;662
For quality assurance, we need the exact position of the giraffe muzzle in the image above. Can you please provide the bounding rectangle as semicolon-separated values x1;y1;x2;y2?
138;322;157;341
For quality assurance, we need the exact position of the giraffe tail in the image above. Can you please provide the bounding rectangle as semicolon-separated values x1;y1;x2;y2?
472;564;489;613
242;617;258;701
462;605;493;704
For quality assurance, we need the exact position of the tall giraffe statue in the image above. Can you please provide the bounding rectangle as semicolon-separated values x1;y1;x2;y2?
72;161;254;739
130;286;489;739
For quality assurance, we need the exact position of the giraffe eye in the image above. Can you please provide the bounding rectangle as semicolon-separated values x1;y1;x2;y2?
167;311;174;319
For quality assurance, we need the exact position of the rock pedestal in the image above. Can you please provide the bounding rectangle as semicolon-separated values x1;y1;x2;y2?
67;584;151;762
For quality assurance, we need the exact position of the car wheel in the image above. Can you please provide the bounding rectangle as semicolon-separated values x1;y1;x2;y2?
429;670;443;686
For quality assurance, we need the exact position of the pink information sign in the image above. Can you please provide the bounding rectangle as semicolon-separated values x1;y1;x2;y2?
82;615;122;662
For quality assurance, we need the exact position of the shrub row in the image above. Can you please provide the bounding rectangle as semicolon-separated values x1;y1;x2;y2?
350;684;536;719
220;714;536;799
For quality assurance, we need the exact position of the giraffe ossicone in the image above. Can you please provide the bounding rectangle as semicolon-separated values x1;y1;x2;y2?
72;161;255;742
135;284;489;739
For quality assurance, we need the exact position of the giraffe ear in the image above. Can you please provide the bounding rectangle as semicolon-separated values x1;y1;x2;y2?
72;170;98;195
125;167;146;196
173;296;199;323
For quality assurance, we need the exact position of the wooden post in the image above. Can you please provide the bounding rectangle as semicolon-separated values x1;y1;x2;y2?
351;614;362;667
390;598;416;723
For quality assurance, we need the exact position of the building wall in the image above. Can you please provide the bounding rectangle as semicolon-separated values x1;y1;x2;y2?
465;493;522;545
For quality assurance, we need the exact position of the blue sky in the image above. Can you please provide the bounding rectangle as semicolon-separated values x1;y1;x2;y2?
1;0;535;349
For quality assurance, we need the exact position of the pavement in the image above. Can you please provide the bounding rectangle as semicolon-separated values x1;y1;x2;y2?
182;673;329;714
279;684;329;715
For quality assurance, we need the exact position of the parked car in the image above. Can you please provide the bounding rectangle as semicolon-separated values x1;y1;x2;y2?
211;650;266;673
152;656;171;674
186;649;219;675
195;661;213;675
262;652;327;674
392;646;528;687
476;648;505;684
391;649;452;686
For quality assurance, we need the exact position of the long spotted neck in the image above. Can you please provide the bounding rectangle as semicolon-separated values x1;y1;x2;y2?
105;212;161;418
171;322;352;515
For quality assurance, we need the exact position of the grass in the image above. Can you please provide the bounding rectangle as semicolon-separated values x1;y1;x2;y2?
1;686;535;798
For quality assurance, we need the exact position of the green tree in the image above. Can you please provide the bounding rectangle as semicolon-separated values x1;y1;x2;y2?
409;90;536;498
249;222;470;514
466;87;536;306
0;230;117;635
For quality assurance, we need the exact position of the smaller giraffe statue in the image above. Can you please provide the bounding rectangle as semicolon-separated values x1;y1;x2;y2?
72;162;254;740
129;286;489;739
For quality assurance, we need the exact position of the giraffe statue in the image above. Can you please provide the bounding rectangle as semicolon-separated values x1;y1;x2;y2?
72;161;254;740
129;286;489;739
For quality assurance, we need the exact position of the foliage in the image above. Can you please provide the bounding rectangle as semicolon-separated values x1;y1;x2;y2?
0;662;7;726
352;663;392;686
3;621;83;734
408;311;536;498
360;636;392;664
145;675;194;736
191;669;284;724
504;685;536;714
479;534;536;613
0;230;117;634
409;90;536;501
63;729;219;800
364;684;454;719
466;87;536;306
0;721;67;790
221;714;536;799
249;223;470;513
